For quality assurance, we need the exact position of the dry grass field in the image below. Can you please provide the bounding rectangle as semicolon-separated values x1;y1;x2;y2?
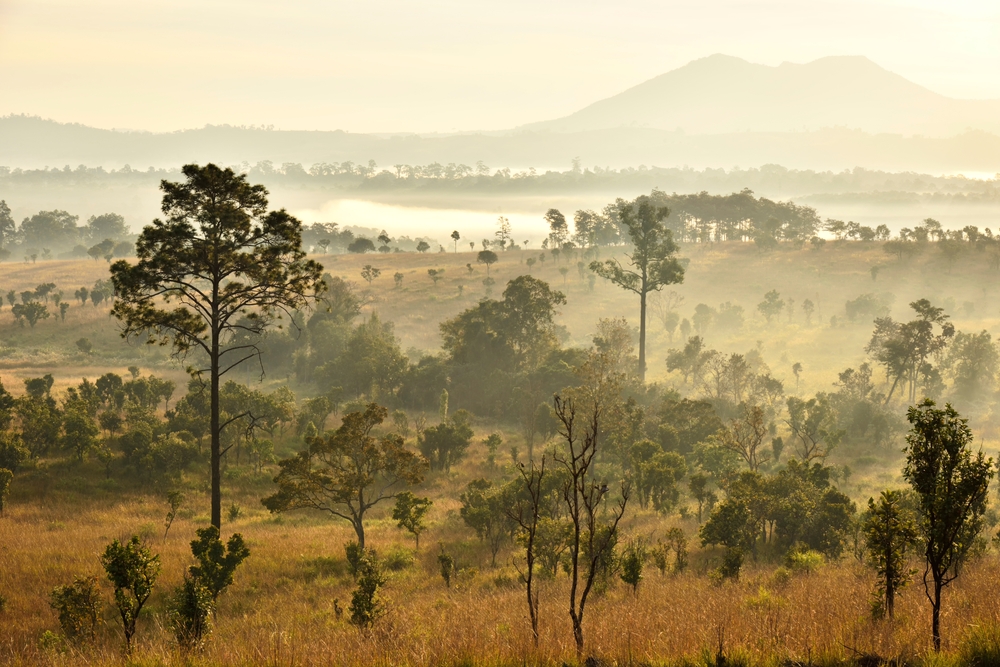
3;241;1000;666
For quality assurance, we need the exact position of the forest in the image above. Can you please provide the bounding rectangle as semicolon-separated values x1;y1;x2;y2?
4;164;1000;667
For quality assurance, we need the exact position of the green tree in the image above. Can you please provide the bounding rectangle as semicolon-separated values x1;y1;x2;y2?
419;414;474;472
863;489;918;619
451;230;461;252
590;195;684;381
349;548;387;627
360;264;380;285
757;290;784;323
0;468;12;516
392;491;432;550
11;301;49;328
264;404;427;548
902;399;993;651
110;163;324;528
415;240;430;253
60;398;100;462
477;249;498;275
460;478;515;567
188;525;250;603
101;536;161;653
50;576;101;644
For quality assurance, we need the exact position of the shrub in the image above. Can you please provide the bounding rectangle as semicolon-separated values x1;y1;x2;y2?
349;548;387;628
189;526;250;602
438;549;454;588
168;575;213;651
101;535;160;653
958;624;1000;667
785;548;825;573
50;575;101;644
382;546;414;572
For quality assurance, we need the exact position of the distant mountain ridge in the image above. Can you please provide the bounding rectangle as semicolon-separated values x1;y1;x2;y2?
4;55;1000;172
521;54;1000;136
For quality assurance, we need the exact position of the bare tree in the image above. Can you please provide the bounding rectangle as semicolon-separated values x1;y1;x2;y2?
552;395;630;659
506;457;546;647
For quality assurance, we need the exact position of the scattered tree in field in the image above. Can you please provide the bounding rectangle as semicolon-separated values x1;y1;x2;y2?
620;539;645;595
392;491;432;550
264;403;427;548
111;163;324;529
360;264;380;285
553;395;630;658
902;400;993;652
168;575;213;650
419;413;474;472
11;301;49;328
188;526;250;603
461;477;515;567
688;472;715;524
664;527;688;573
317;239;330;254
863;489;918;619
164;490;184;539
393;271;404;288
349;547;387;627
101;536;161;653
526;257;536;272
50;576;101;644
545;209;569;248
348;237;376;254
477;249;498;275
757;290;784;323
590;195;684;382
58;302;69;321
437;547;454;587
416;240;430;253
506;457;545;646
451;230;461;252
496;216;512;249
427;268;444;286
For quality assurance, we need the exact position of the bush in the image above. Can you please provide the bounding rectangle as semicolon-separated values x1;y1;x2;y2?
49;575;101;644
349;548;387;628
101;536;160;652
189;526;250;602
168;576;213;651
785;548;825;573
958;624;1000;667
382;546;414;572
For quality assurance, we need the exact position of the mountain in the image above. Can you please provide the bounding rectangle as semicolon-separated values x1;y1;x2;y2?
521;54;1000;136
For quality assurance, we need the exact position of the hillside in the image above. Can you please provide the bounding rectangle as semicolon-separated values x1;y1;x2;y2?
523;54;1000;136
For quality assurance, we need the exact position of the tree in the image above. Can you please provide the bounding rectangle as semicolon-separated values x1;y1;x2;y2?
496;216;512;249
11;301;49;328
552;395;630;658
101;536;161;653
264;404;427;548
360;265;381;285
902;399;993;651
590;195;684;382
863;489;918;619
506;457;546;646
392;491;432;549
0;200;14;248
348;237;376;253
757;290;784;323
419;415;474;472
461;478;515;567
545;209;569;248
714;403;769;472
451;230;461;252
188;525;250;603
427;268;444;286
110;164;324;528
393;272;404;288
416;240;430;253
477;249;498;275
50;576;101;644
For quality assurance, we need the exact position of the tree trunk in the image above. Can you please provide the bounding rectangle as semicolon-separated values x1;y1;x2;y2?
932;580;942;651
638;288;647;383
354;516;366;550
211;324;221;529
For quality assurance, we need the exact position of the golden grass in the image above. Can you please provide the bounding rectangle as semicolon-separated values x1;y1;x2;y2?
4;480;1000;667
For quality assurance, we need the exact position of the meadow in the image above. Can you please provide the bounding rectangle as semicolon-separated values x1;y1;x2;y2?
3;237;1000;666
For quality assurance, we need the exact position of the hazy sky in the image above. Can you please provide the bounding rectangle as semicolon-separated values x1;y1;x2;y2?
1;0;998;134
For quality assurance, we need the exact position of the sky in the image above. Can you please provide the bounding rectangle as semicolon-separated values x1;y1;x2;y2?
1;0;999;134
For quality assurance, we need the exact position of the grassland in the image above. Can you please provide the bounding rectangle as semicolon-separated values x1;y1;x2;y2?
2;241;1000;666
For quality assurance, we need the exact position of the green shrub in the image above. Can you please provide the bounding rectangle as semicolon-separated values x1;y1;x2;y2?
168;575;213;651
50;575;101;644
189;526;250;602
349;548;387;628
382;546;414;572
958;624;1000;667
101;536;160;653
785;548;825;573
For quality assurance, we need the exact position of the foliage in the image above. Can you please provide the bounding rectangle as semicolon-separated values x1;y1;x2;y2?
392;491;432;550
49;576;100;644
264;403;427;548
101;535;161;652
349;548;387;627
460;478;516;567
419;413;474;472
188;526;251;602
863;489;918;619
168;576;214;651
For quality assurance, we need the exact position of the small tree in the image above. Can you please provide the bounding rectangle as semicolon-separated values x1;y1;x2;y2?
0;468;11;516
360;265;381;285
438;547;455;587
552;395;630;658
50;576;101;644
164;490;184;539
392;491;432;550
168;575;213;651
418;416;473;472
477;249;498;275
451;230;461;252
902;399;993;651
101;536;161;653
350;548;387;627
264;403;427;548
757;290;784;323
428;268;444;286
506;457;546;646
620;539;645;595
460;478;515;567
416;240;430;253
11;301;49;328
188;526;250;603
863;489;918;619
393;272;404;288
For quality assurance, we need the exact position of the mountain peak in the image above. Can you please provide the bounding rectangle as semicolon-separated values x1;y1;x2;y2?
522;55;995;136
